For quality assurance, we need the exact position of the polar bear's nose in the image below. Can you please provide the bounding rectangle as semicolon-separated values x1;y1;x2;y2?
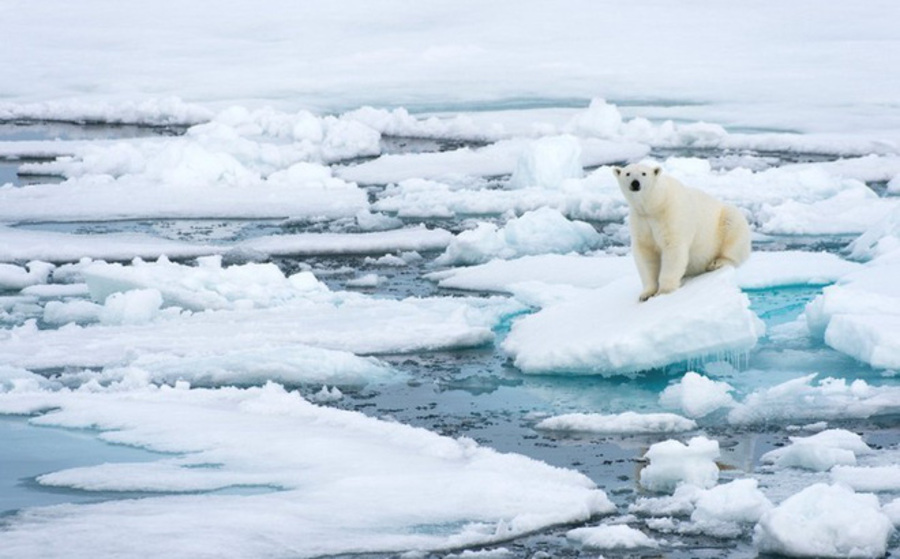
630;180;641;192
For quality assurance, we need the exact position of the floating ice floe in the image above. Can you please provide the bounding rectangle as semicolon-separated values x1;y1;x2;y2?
847;205;900;261
566;524;659;550
639;436;720;493
0;383;615;558
0;258;524;371
372;166;628;222
728;374;900;425
754;483;893;559
658;371;736;419
831;465;900;493
502;268;763;376
535;411;696;435
435;208;601;266
633;479;773;539
805;253;900;370
337;136;646;185
0;226;452;264
760;429;873;472
0;261;54;291
430;250;861;296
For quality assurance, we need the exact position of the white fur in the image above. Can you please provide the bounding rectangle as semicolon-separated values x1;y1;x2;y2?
613;163;751;301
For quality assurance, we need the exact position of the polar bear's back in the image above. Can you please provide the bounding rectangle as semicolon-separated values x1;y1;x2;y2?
678;183;749;276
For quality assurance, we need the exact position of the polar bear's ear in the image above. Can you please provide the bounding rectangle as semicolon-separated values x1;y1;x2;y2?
653;166;662;176
612;167;622;177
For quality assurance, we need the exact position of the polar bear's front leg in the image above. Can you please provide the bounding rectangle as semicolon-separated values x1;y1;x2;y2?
657;244;689;295
633;242;660;302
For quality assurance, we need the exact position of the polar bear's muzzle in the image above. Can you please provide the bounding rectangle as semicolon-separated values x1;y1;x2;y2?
630;180;641;192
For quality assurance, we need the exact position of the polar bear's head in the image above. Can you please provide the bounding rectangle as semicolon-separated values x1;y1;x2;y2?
612;163;662;199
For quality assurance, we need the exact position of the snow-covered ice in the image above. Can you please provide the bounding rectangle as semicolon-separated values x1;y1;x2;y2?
566;524;659;550
503;268;764;375
0;383;614;558
658;372;736;419
760;429;873;472
535;411;696;435
754;483;894;559
639;436;720;493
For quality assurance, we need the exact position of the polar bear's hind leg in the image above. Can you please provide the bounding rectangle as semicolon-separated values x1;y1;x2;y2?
708;206;751;271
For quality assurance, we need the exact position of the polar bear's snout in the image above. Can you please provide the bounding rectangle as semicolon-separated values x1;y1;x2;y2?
630;179;641;192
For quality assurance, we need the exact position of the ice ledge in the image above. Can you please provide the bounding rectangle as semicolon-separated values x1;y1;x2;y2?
502;268;764;376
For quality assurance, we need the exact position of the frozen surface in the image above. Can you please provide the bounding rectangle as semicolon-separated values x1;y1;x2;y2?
0;383;614;558
658;372;736;419
760;429;873;472
503;268;764;375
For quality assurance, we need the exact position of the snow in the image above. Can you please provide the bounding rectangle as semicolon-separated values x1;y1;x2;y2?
435;209;601;266
566;524;658;550
535;412;696;435
754;483;894;559
503;268;764;375
639;436;720;493
0;383;615;558
760;429;873;472
658;372;736;419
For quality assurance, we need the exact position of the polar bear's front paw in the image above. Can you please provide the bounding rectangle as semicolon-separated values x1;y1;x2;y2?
638;290;656;302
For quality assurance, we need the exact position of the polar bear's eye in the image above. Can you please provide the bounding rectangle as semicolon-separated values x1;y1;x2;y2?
642;172;647;176
625;172;630;177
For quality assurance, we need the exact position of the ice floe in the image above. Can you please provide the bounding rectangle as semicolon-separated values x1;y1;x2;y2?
566;524;659;550
535;411;696;435
658;371;736;419
502;268;764;375
754;483;893;559
639;436;720;493
0;383;615;558
435;208;601;266
760;429;873;472
805;253;900;369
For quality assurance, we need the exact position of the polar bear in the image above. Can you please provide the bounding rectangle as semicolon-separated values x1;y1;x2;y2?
612;163;751;301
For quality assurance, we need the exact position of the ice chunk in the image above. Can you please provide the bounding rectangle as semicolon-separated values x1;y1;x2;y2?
754;483;893;558
436;208;601;266
831;465;900;492
0;383;614;557
566;524;659;550
847;205;900;261
805;259;900;369
509;135;583;189
346;273;381;288
884;499;900;526
98;289;164;326
659;372;736;418
503;268;763;375
729;374;900;425
373;168;629;222
690;479;773;537
760;429;871;472
639;436;720;493
535;411;696;435
0;261;54;291
757;187;899;235
235;226;453;257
